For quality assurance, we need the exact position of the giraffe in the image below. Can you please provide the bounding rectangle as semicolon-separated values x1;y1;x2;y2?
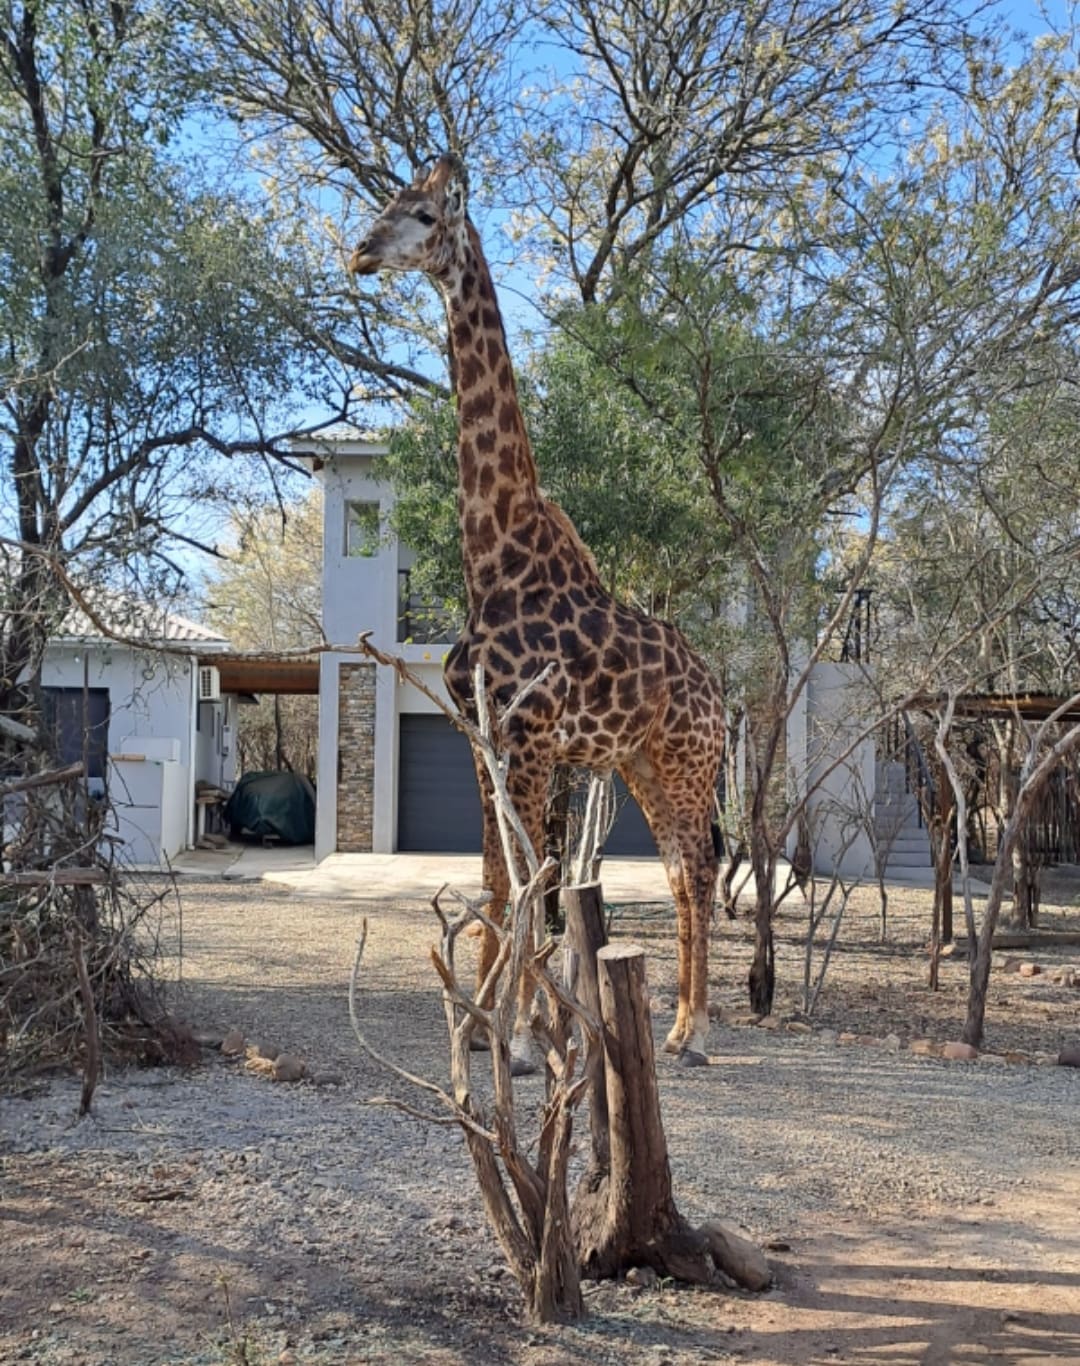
350;155;725;1065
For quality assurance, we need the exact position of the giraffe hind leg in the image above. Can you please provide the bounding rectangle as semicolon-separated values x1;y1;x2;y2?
621;758;718;1064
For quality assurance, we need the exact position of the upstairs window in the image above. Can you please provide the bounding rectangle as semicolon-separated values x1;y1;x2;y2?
345;501;381;558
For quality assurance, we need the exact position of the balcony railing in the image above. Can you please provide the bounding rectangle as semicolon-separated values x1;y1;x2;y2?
397;569;460;645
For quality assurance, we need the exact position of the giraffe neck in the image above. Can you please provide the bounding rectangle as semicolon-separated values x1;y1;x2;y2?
437;223;539;602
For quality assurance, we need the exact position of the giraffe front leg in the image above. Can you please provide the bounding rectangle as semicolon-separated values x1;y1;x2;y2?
664;884;694;1054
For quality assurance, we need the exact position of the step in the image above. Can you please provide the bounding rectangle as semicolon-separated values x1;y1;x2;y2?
884;851;933;869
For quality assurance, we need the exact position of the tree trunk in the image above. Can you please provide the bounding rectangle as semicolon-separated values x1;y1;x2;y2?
572;944;716;1283
562;882;609;1172
747;828;774;1015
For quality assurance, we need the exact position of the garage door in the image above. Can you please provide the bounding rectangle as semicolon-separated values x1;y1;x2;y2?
397;714;484;851
397;715;655;856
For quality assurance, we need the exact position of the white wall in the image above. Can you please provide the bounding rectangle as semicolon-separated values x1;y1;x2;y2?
795;662;878;879
194;696;237;792
43;642;196;867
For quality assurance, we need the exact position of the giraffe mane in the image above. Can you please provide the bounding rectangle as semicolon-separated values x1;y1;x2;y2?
541;496;601;581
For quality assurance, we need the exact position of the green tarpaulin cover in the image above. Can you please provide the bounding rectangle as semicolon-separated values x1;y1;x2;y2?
224;771;316;845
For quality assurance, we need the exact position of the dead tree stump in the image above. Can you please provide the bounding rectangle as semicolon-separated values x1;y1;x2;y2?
562;882;609;1170
571;941;771;1292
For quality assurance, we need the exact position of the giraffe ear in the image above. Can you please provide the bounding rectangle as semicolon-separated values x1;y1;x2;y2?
423;154;467;219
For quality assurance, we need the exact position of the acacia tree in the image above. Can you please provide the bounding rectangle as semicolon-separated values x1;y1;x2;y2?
0;0;354;775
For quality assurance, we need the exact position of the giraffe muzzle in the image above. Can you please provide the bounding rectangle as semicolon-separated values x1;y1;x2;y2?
348;242;379;275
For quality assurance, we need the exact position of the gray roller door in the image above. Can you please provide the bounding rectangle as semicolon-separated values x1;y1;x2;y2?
397;714;655;856
604;777;656;856
397;714;483;851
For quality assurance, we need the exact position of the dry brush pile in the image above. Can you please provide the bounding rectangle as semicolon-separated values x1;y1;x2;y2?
1;758;193;1107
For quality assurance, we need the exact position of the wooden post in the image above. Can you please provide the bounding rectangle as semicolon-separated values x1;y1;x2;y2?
562;882;609;1170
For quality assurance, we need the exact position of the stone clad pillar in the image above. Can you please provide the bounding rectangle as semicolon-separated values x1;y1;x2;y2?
336;662;376;851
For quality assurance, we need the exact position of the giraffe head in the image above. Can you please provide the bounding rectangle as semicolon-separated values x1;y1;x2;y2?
349;154;467;279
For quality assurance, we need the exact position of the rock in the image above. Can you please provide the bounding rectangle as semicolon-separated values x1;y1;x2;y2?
785;1021;812;1035
653;996;675;1014
193;1030;224;1050
910;1038;941;1057
1001;956;1023;973
1057;1044;1080;1068
311;1071;344;1087
881;1033;902;1052
1050;967;1077;987
817;1029;838;1046
272;1053;306;1082
837;1031;858;1045
625;1265;659;1289
220;1028;246;1057
765;1238;792;1252
1004;1050;1032;1065
244;1055;275;1077
1034;1051;1059;1066
855;1033;879;1047
942;1041;978;1061
729;1013;763;1028
978;1052;1007;1065
1018;962;1041;978
758;1015;783;1031
247;1040;278;1061
700;1220;772;1292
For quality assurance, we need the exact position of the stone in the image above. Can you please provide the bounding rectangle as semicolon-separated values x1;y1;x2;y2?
758;1015;783;1031
785;1021;812;1035
1034;1051;1059;1066
837;1031;858;1045
700;1220;772;1292
248;1040;278;1061
272;1053;306;1082
311;1071;344;1087
1004;1050;1032;1065
220;1028;246;1057
625;1265;659;1289
910;1038;941;1057
942;1041;978;1061
855;1033;879;1047
1050;967;1077;987
881;1033;902;1052
193;1031;224;1050
817;1029;838;1046
1001;957;1023;973
244;1055;275;1077
1018;962;1041;977
978;1052;1007;1065
730;1013;763;1028
1057;1044;1080;1068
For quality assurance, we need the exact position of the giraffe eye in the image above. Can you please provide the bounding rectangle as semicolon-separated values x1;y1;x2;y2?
416;211;436;227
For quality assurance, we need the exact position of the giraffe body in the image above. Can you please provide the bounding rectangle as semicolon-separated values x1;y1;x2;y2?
351;157;724;1062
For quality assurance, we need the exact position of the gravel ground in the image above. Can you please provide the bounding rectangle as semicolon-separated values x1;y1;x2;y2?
2;875;1079;1365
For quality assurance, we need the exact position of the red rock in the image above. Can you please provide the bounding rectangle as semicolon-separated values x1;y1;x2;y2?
942;1041;978;1061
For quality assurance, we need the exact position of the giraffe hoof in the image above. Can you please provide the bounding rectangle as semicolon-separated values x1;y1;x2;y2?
509;1054;538;1078
468;1032;491;1053
676;1048;709;1069
662;1036;686;1055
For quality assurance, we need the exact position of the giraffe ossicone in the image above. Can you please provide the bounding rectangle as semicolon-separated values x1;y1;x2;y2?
350;155;725;1065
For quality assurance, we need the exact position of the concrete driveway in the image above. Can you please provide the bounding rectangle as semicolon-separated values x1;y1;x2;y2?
171;842;818;905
